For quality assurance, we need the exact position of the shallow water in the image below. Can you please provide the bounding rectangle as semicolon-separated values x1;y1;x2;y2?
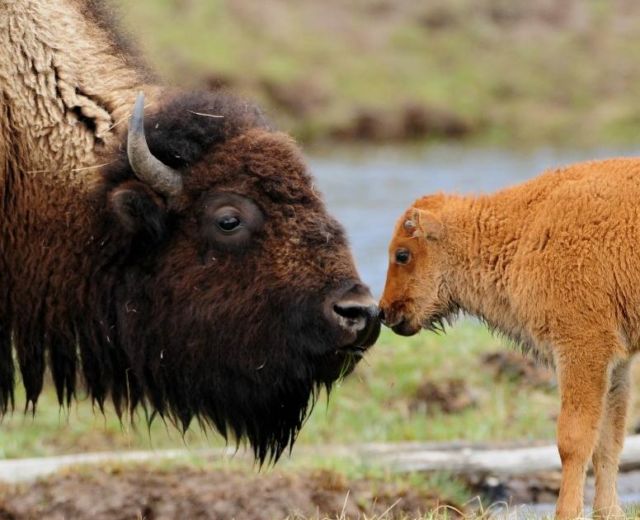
506;470;640;518
310;144;640;296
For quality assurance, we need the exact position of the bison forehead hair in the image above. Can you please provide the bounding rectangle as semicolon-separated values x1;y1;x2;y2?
12;90;366;463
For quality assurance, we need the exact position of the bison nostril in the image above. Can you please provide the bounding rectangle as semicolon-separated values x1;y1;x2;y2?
332;302;378;332
334;304;363;328
379;307;402;328
334;303;361;320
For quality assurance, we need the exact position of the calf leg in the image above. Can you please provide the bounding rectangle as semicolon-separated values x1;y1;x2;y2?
555;345;616;520
592;360;631;519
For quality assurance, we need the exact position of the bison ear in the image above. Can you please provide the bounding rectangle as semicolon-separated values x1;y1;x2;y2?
409;208;443;241
109;181;166;241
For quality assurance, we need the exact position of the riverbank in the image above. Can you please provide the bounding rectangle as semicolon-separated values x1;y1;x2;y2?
3;324;640;514
116;0;640;146
1;445;640;518
0;462;460;519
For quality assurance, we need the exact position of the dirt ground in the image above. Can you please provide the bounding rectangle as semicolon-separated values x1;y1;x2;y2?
0;465;456;520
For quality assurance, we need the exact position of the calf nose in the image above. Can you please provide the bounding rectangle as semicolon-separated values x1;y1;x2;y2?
378;302;401;328
327;283;380;347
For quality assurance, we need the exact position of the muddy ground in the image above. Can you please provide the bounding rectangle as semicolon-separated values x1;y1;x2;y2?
0;466;457;520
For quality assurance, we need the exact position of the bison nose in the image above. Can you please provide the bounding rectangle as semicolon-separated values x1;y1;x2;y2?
327;283;380;348
333;300;378;333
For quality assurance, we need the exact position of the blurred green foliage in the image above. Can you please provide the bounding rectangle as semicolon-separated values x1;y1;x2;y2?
116;0;640;145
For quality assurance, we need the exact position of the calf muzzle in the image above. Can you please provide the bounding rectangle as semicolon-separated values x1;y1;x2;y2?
379;303;421;337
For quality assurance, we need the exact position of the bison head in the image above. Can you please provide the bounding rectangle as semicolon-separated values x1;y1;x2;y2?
379;195;458;337
89;92;380;462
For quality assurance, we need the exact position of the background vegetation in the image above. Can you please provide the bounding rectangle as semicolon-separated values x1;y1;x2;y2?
117;0;640;146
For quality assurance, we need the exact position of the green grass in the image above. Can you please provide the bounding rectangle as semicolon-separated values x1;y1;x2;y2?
0;321;560;459
300;322;558;445
4;317;640;515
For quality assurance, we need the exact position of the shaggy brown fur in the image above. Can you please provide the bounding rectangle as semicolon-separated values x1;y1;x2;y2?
380;160;640;518
0;0;379;463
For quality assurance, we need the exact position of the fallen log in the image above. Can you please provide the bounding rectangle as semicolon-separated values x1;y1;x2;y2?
359;435;640;476
2;436;640;482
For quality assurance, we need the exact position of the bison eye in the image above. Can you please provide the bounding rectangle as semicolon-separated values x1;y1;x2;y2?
217;215;241;233
202;193;264;251
395;248;411;265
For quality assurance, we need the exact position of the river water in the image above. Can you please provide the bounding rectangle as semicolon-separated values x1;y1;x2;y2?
310;144;640;297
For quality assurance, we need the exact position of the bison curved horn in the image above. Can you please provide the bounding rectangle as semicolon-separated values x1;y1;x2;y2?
127;92;183;198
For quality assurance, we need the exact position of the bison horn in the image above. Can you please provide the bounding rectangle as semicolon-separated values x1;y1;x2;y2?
127;92;183;198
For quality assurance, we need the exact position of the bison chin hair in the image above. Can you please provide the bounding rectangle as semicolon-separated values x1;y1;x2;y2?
18;279;358;465
117;290;357;464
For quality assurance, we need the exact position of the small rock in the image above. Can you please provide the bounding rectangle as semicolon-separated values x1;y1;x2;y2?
482;351;555;388
410;378;478;415
260;78;330;117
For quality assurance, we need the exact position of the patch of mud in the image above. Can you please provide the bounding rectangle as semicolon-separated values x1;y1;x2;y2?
469;471;561;506
261;78;331;117
0;466;458;520
410;379;478;415
331;104;473;142
202;72;237;90
481;351;555;389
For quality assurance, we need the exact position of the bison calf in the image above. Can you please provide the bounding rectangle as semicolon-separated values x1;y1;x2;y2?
380;160;640;519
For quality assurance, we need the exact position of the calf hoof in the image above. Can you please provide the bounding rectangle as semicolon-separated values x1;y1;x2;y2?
555;507;583;520
593;504;626;519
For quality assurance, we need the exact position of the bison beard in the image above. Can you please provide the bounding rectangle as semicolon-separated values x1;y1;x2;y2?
101;282;354;463
10;263;357;463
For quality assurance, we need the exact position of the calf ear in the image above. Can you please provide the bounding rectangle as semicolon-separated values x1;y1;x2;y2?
410;208;443;241
108;181;166;241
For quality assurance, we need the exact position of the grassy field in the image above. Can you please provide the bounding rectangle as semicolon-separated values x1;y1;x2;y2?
0;321;562;460
3;322;640;516
113;0;640;146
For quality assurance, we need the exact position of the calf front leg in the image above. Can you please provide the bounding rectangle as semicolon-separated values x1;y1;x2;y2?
555;344;616;520
592;360;631;519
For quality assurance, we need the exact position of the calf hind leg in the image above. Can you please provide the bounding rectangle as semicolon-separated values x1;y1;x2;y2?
554;340;621;520
592;360;631;519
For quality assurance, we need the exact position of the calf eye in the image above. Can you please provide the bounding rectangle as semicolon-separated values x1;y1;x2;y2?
395;248;411;264
218;215;241;233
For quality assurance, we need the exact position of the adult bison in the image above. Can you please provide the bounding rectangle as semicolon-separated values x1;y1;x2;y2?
0;0;380;462
379;164;640;519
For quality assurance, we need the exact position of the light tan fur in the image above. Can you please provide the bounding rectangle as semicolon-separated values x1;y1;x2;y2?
0;0;157;183
380;159;640;519
0;0;160;343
